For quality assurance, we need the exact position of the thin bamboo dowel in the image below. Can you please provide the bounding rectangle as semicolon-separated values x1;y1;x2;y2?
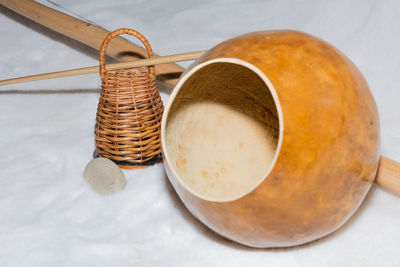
0;51;205;87
0;0;185;86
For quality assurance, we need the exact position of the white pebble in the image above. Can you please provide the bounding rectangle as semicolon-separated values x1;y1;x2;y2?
83;158;127;195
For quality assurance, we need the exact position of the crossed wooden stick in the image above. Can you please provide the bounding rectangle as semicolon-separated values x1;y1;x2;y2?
0;0;195;87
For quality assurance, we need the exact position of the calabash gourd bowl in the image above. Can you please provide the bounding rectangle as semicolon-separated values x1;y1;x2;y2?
161;30;379;248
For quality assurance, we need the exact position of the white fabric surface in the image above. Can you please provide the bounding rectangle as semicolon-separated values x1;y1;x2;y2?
0;0;399;266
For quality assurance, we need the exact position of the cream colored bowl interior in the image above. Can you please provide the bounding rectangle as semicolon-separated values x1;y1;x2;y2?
162;58;283;202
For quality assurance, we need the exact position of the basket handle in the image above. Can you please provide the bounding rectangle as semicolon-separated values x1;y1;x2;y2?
99;28;154;80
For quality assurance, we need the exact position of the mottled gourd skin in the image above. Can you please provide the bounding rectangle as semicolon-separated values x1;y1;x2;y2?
163;30;380;248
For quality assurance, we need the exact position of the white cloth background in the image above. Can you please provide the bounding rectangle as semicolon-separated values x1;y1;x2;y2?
0;0;399;266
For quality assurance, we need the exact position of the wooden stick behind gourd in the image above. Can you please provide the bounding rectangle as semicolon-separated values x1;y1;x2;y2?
0;0;185;86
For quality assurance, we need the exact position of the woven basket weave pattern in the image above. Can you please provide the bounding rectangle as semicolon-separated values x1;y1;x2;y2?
95;28;164;166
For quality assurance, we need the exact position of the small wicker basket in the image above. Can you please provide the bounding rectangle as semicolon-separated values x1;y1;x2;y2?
94;28;164;169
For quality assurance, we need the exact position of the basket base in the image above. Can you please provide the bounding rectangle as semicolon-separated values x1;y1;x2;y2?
93;150;162;170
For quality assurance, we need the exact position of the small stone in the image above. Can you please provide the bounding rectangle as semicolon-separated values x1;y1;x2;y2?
83;157;127;195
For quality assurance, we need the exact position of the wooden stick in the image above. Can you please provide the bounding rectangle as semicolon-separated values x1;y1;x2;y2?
0;0;185;86
376;156;400;195
0;51;205;86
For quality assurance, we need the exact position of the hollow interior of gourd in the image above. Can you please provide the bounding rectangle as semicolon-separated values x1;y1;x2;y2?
165;61;280;201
